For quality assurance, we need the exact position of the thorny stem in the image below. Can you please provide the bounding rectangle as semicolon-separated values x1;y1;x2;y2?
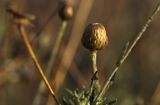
32;21;67;105
17;25;60;105
95;2;160;102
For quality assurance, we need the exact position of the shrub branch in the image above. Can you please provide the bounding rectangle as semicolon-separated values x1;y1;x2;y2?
95;2;160;102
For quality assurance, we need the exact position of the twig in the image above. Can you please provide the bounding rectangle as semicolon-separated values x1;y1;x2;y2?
32;21;67;105
95;2;160;102
17;25;60;105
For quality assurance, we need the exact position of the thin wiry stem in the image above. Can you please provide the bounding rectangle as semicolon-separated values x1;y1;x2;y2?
17;25;60;105
95;2;160;102
46;21;68;77
32;21;67;105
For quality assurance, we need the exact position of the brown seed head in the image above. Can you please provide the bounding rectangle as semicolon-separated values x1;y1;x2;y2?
81;23;108;51
59;3;73;21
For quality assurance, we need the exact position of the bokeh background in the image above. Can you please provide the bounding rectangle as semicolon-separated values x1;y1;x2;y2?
0;0;160;105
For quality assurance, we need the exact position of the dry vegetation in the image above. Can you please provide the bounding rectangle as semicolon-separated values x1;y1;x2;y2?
0;0;160;105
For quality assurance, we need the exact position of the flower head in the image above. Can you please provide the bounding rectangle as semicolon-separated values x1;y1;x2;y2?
81;23;108;51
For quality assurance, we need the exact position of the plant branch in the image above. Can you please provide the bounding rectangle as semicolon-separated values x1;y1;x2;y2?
95;2;160;101
17;25;60;105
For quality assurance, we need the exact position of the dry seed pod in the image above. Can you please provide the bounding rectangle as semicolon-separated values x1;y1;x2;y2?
81;23;108;51
59;3;73;21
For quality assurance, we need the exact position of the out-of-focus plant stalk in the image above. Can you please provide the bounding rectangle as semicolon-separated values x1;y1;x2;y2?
32;21;67;105
33;3;73;104
46;21;68;77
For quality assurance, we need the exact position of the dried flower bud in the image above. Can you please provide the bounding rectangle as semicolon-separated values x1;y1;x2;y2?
81;23;108;51
59;3;73;21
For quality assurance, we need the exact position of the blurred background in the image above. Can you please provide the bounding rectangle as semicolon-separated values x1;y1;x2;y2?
0;0;160;105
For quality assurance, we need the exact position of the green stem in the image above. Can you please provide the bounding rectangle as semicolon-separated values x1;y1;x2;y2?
95;2;160;102
90;50;101;104
91;51;98;74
